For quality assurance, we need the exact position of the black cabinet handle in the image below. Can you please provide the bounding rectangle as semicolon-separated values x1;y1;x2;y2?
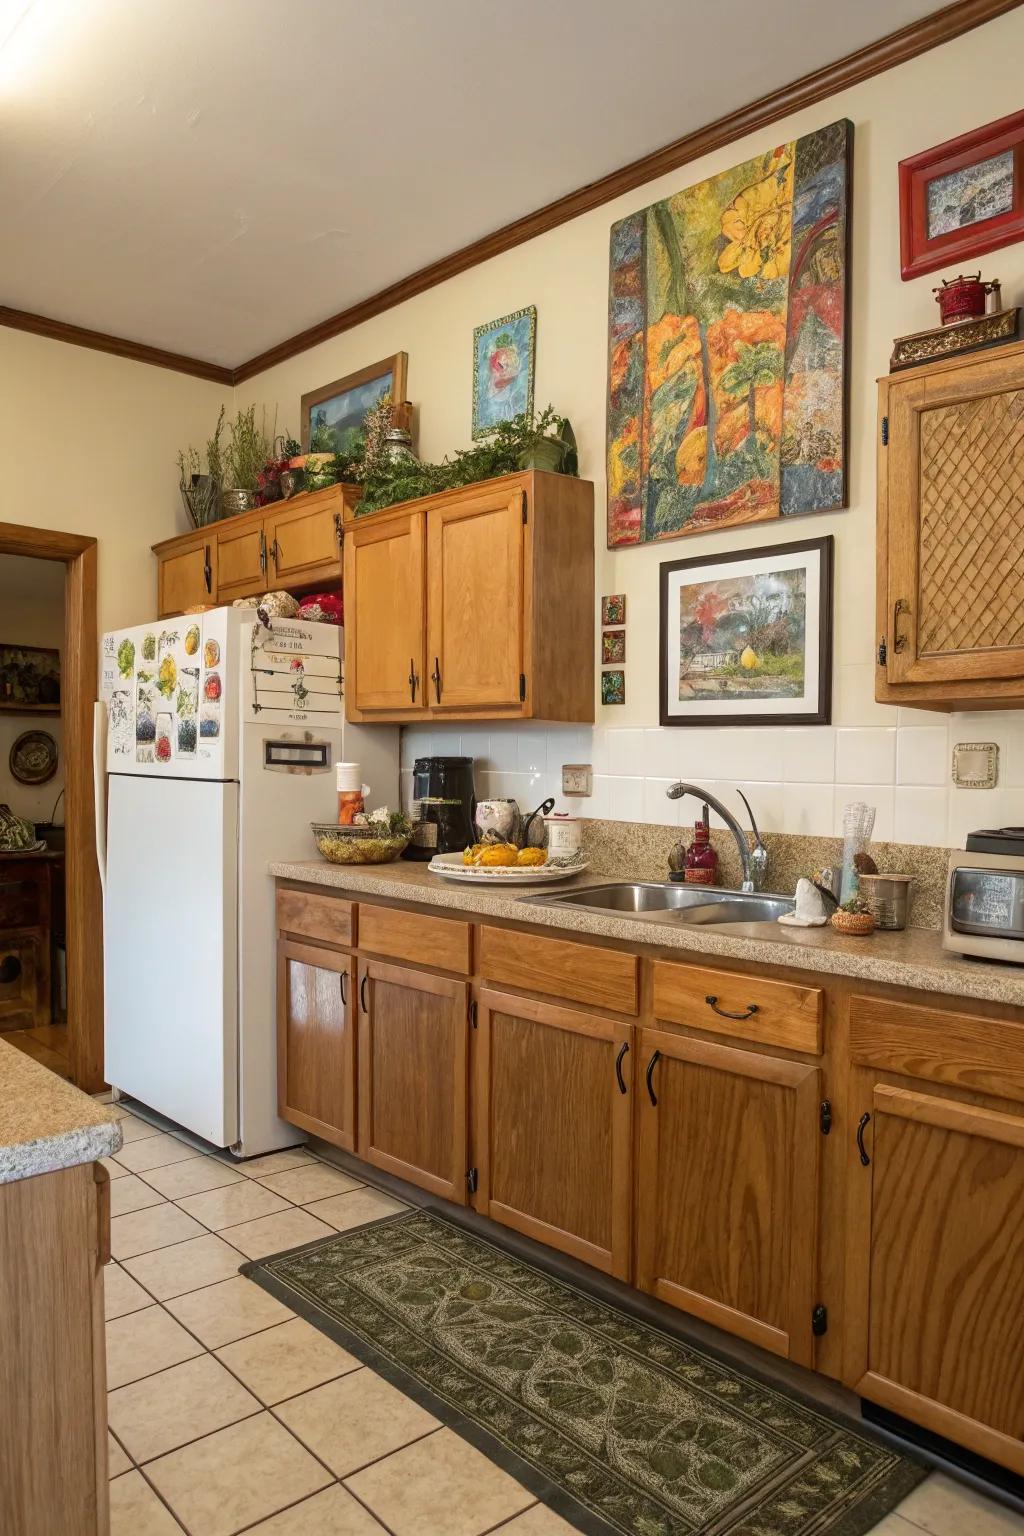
431;657;442;703
340;971;348;1007
645;1049;661;1107
409;660;418;702
705;994;759;1022
614;1041;629;1095
856;1112;871;1167
259;531;267;576
203;545;212;593
360;974;368;1014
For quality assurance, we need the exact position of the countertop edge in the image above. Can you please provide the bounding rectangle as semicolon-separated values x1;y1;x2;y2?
0;1120;123;1186
269;861;1024;1009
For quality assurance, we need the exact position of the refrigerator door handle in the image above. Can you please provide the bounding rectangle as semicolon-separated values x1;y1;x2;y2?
93;701;108;897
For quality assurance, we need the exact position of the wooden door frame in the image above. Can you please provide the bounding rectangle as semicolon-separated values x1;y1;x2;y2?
0;522;103;1091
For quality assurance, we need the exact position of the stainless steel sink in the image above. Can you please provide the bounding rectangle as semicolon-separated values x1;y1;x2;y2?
521;882;794;925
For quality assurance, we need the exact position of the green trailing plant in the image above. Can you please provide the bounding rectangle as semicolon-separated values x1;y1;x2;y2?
225;405;276;493
276;434;302;460
354;405;578;515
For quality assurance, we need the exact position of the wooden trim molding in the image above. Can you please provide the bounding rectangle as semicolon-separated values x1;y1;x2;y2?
0;306;234;386
3;0;1020;387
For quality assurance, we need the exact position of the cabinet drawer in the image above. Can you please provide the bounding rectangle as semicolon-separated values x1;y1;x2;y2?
850;995;1024;1104
358;904;471;974
478;926;638;1014
276;888;354;948
653;961;822;1053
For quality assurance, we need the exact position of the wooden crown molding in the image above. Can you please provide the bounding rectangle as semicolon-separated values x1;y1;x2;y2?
3;0;1020;387
0;305;234;386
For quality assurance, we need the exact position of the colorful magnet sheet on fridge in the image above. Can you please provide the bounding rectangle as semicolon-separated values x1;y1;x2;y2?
109;689;133;757
140;632;157;663
177;667;199;756
204;638;220;668
200;670;222;738
136;679;156;761
155;712;173;764
184;624;201;658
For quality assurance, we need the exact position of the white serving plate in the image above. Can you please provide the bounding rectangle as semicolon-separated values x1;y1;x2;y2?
427;853;589;884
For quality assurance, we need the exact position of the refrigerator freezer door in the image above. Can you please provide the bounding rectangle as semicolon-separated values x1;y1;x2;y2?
104;774;239;1146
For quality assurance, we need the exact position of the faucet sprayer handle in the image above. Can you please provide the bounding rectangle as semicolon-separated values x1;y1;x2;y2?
735;788;763;845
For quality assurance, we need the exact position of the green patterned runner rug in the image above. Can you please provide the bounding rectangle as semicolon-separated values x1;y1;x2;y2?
242;1210;924;1536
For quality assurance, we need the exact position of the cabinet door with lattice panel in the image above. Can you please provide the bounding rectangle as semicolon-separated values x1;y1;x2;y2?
882;351;1024;688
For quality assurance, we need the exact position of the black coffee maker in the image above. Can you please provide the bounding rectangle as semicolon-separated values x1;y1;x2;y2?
404;756;476;860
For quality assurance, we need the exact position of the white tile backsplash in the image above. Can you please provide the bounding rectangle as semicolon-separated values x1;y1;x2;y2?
400;709;1024;849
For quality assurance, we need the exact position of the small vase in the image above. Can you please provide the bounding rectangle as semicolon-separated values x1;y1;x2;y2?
280;468;306;499
220;488;255;518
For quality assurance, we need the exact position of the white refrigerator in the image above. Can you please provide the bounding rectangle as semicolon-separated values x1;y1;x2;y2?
97;607;397;1156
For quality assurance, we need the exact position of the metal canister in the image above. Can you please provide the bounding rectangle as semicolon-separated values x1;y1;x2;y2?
858;873;913;930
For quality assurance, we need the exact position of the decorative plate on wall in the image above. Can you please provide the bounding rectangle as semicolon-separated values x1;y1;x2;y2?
9;729;58;785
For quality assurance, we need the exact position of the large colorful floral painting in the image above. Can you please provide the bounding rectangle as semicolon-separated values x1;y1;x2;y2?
608;120;851;547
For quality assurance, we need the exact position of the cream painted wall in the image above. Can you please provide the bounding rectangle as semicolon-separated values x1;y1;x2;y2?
236;8;1024;846
0;554;65;824
0;328;232;634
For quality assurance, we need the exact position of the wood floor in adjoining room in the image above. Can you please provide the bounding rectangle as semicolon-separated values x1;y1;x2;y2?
5;1022;71;1080
95;1098;1023;1536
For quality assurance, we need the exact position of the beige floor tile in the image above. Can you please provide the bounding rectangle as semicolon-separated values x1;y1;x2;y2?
257;1163;363;1204
108;1432;131;1478
346;1427;533;1536
141;1154;246;1200
110;1202;207;1260
216;1316;359;1404
110;1173;167;1217
106;1304;204;1389
863;1518;928;1536
245;1484;388;1534
177;1180;292;1231
237;1148;315;1179
165;1275;294;1348
222;1206;334;1260
104;1263;153;1320
123;1233;246;1300
146;1412;332;1536
118;1112;165;1143
109;1470;185;1535
491;1506;579;1535
305;1187;406;1232
896;1473;1024;1535
102;1155;131;1180
114;1132;205;1174
109;1352;261;1463
277;1369;439;1476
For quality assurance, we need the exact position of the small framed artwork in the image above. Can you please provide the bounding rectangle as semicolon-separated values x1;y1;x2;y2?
602;629;626;665
0;644;61;713
601;594;626;626
659;536;833;728
601;670;625;706
301;352;408;453
899;110;1024;280
472;306;536;438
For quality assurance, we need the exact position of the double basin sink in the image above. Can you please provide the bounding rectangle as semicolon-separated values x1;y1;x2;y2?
521;881;794;927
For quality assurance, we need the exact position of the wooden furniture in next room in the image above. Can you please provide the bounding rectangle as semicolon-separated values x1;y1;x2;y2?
0;850;64;1031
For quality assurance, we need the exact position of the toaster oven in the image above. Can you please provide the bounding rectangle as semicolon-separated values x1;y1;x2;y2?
943;828;1024;963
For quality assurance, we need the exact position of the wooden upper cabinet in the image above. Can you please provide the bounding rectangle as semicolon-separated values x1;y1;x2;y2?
216;518;267;603
344;511;426;713
267;488;346;587
845;1072;1024;1476
343;471;594;723
636;1028;821;1366
877;341;1024;708
156;532;216;617
426;486;524;710
277;939;356;1152
474;990;633;1280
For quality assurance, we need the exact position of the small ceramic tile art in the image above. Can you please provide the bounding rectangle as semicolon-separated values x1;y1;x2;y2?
601;670;625;705
602;594;626;626
602;629;626;665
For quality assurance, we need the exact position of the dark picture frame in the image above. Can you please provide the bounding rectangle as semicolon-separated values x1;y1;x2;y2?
659;536;833;728
300;352;408;453
0;642;61;714
899;110;1024;281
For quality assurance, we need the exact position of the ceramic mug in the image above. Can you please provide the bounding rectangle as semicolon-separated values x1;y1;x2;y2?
475;798;520;843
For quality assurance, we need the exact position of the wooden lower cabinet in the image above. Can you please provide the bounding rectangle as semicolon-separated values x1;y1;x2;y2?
845;1070;1024;1475
357;958;469;1202
636;1028;822;1366
276;940;356;1151
474;990;633;1280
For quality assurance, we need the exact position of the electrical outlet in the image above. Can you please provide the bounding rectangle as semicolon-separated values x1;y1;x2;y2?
562;764;593;797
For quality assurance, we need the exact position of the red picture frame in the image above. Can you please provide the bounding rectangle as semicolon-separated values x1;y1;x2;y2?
899;110;1024;281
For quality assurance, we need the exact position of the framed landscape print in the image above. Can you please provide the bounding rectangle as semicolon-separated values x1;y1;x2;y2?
899;110;1024;280
473;306;536;437
0;643;61;713
659;536;833;727
301;352;408;453
607;120;851;548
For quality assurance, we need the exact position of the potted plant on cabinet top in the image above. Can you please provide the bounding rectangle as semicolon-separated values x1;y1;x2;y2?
176;406;226;528
221;406;275;516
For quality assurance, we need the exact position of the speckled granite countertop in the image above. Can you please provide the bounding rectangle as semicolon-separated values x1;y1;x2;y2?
0;1039;121;1185
271;859;1024;1009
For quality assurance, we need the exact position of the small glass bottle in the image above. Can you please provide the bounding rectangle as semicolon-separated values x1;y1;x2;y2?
683;808;718;885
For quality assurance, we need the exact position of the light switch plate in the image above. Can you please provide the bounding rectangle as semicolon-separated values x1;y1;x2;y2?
952;741;998;789
561;763;593;797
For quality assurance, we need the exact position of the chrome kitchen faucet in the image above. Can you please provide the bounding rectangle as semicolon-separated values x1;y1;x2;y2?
665;783;769;893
